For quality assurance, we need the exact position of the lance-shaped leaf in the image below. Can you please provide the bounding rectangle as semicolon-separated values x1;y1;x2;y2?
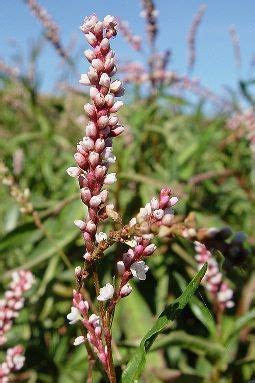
121;263;207;383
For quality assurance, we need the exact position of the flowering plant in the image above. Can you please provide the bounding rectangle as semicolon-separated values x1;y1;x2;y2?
66;14;207;382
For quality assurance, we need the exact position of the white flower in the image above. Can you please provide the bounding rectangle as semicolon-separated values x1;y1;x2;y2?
117;261;125;275
74;220;86;230
129;217;137;227
97;283;114;301
150;197;159;210
120;283;132;297
74;336;85;346
95;232;108;243
130;261;149;281
13;354;25;370
104;173;117;184
66;166;81;177
74;266;82;277
79;73;91;85
67;307;81;325
170;196;178;206
89;314;100;326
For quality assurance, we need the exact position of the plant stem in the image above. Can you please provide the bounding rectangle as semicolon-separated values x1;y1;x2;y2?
104;311;117;383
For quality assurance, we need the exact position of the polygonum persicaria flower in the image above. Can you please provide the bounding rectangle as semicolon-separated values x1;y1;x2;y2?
0;270;34;346
194;241;234;310
97;283;114;301
67;14;124;255
0;271;33;383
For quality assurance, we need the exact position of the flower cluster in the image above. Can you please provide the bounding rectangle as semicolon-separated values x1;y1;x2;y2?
0;270;34;345
66;15;180;381
67;14;125;255
67;290;108;368
23;0;68;59
109;189;179;303
187;4;207;72
0;346;25;383
0;162;33;215
0;271;33;382
117;18;142;51
194;241;234;310
140;0;158;45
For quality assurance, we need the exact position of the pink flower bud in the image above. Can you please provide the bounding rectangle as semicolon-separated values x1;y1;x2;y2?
86;220;97;234
134;245;144;256
83;252;92;261
100;189;108;202
98;115;109;128
84;103;96;118
83;137;94;150
123;249;134;265
67;167;82;177
104;173;117;184
110;80;122;93
89;313;100;325
74;220;86;231
99;73;111;88
104;58;115;72
105;93;115;107
79;73;91;85
95;138;105;152
95;165;107;179
89;152;100;167
81;187;91;204
77;142;87;155
84;49;96;62
103;15;116;27
153;209;164;220
74;153;87;168
92;58;104;71
81;15;98;33
94;93;105;107
95;326;102;336
100;38;110;52
78;300;89;312
85;32;97;47
111;125;125;136
87;68;98;84
150;197;159;210
94;21;103;35
117;261;125;275
75;266;82;277
108;116;118;126
170;196;178;206
115;86;125;97
120;283;132;297
90;195;102;207
86;122;97;138
161;213;173;226
110;101;123;113
90;87;99;99
144;244;157;256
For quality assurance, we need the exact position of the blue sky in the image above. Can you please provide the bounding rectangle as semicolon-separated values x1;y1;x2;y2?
1;0;255;94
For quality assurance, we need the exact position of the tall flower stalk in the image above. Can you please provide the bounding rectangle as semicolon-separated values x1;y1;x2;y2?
67;14;178;382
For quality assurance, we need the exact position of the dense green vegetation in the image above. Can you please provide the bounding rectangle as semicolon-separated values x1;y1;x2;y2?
0;61;255;382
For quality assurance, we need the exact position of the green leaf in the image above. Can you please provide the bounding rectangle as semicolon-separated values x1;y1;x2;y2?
151;331;224;361
174;272;216;336
225;309;255;345
121;263;207;383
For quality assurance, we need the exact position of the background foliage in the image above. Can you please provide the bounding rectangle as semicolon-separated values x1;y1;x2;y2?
1;13;255;383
